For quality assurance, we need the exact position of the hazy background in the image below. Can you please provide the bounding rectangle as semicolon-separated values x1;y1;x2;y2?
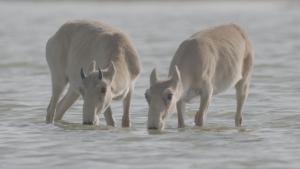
0;1;300;169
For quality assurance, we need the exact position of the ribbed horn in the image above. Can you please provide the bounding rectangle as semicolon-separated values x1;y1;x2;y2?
80;68;86;80
98;67;103;80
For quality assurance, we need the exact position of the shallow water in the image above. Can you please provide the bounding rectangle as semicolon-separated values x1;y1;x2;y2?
0;1;300;169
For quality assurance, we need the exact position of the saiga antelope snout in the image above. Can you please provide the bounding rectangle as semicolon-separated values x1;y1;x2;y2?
79;62;115;125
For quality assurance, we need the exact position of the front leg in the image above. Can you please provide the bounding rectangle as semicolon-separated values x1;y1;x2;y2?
176;99;185;128
195;83;213;126
104;107;115;127
122;85;133;127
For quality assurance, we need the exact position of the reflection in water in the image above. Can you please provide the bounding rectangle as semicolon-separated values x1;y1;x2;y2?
54;120;111;130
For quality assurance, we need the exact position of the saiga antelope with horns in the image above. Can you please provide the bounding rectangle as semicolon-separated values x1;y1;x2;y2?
46;20;141;126
145;24;254;130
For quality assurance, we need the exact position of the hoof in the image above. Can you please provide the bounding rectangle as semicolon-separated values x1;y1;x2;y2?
107;122;115;127
122;117;130;128
46;114;54;124
178;124;185;128
194;122;203;127
235;116;243;127
194;118;204;126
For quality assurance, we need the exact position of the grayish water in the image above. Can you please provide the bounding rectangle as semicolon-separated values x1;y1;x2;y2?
0;1;300;169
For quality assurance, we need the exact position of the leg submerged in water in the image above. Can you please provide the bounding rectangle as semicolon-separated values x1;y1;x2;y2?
195;83;213;126
235;52;253;127
54;87;79;121
122;85;133;127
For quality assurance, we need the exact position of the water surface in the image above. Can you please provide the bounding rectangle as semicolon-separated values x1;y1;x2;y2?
0;1;300;169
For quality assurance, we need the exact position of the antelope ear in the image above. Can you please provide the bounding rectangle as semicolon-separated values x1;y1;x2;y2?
150;68;158;86
88;60;96;73
104;62;116;83
171;65;181;88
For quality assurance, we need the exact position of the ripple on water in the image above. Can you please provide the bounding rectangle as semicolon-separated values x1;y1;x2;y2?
1;1;300;169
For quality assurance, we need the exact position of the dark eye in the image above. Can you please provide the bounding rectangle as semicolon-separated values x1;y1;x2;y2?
167;93;173;101
145;92;150;103
101;87;106;94
79;87;85;96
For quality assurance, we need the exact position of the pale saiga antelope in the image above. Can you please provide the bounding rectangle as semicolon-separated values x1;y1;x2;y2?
145;24;254;130
46;20;141;126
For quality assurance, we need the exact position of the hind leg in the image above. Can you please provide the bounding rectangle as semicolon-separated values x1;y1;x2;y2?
54;87;79;121
195;82;213;126
104;107;115;127
122;85;133;127
176;99;185;128
235;52;253;127
235;81;250;127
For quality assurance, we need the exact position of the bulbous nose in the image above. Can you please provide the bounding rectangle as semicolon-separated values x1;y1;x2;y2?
147;113;163;130
147;122;163;130
148;126;159;130
83;121;93;125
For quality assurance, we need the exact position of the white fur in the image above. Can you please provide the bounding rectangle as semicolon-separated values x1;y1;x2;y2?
146;24;254;129
46;20;141;126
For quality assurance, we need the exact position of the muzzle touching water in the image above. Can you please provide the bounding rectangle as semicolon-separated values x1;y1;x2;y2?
147;111;165;130
82;100;100;125
83;114;99;125
83;121;93;125
147;126;161;130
